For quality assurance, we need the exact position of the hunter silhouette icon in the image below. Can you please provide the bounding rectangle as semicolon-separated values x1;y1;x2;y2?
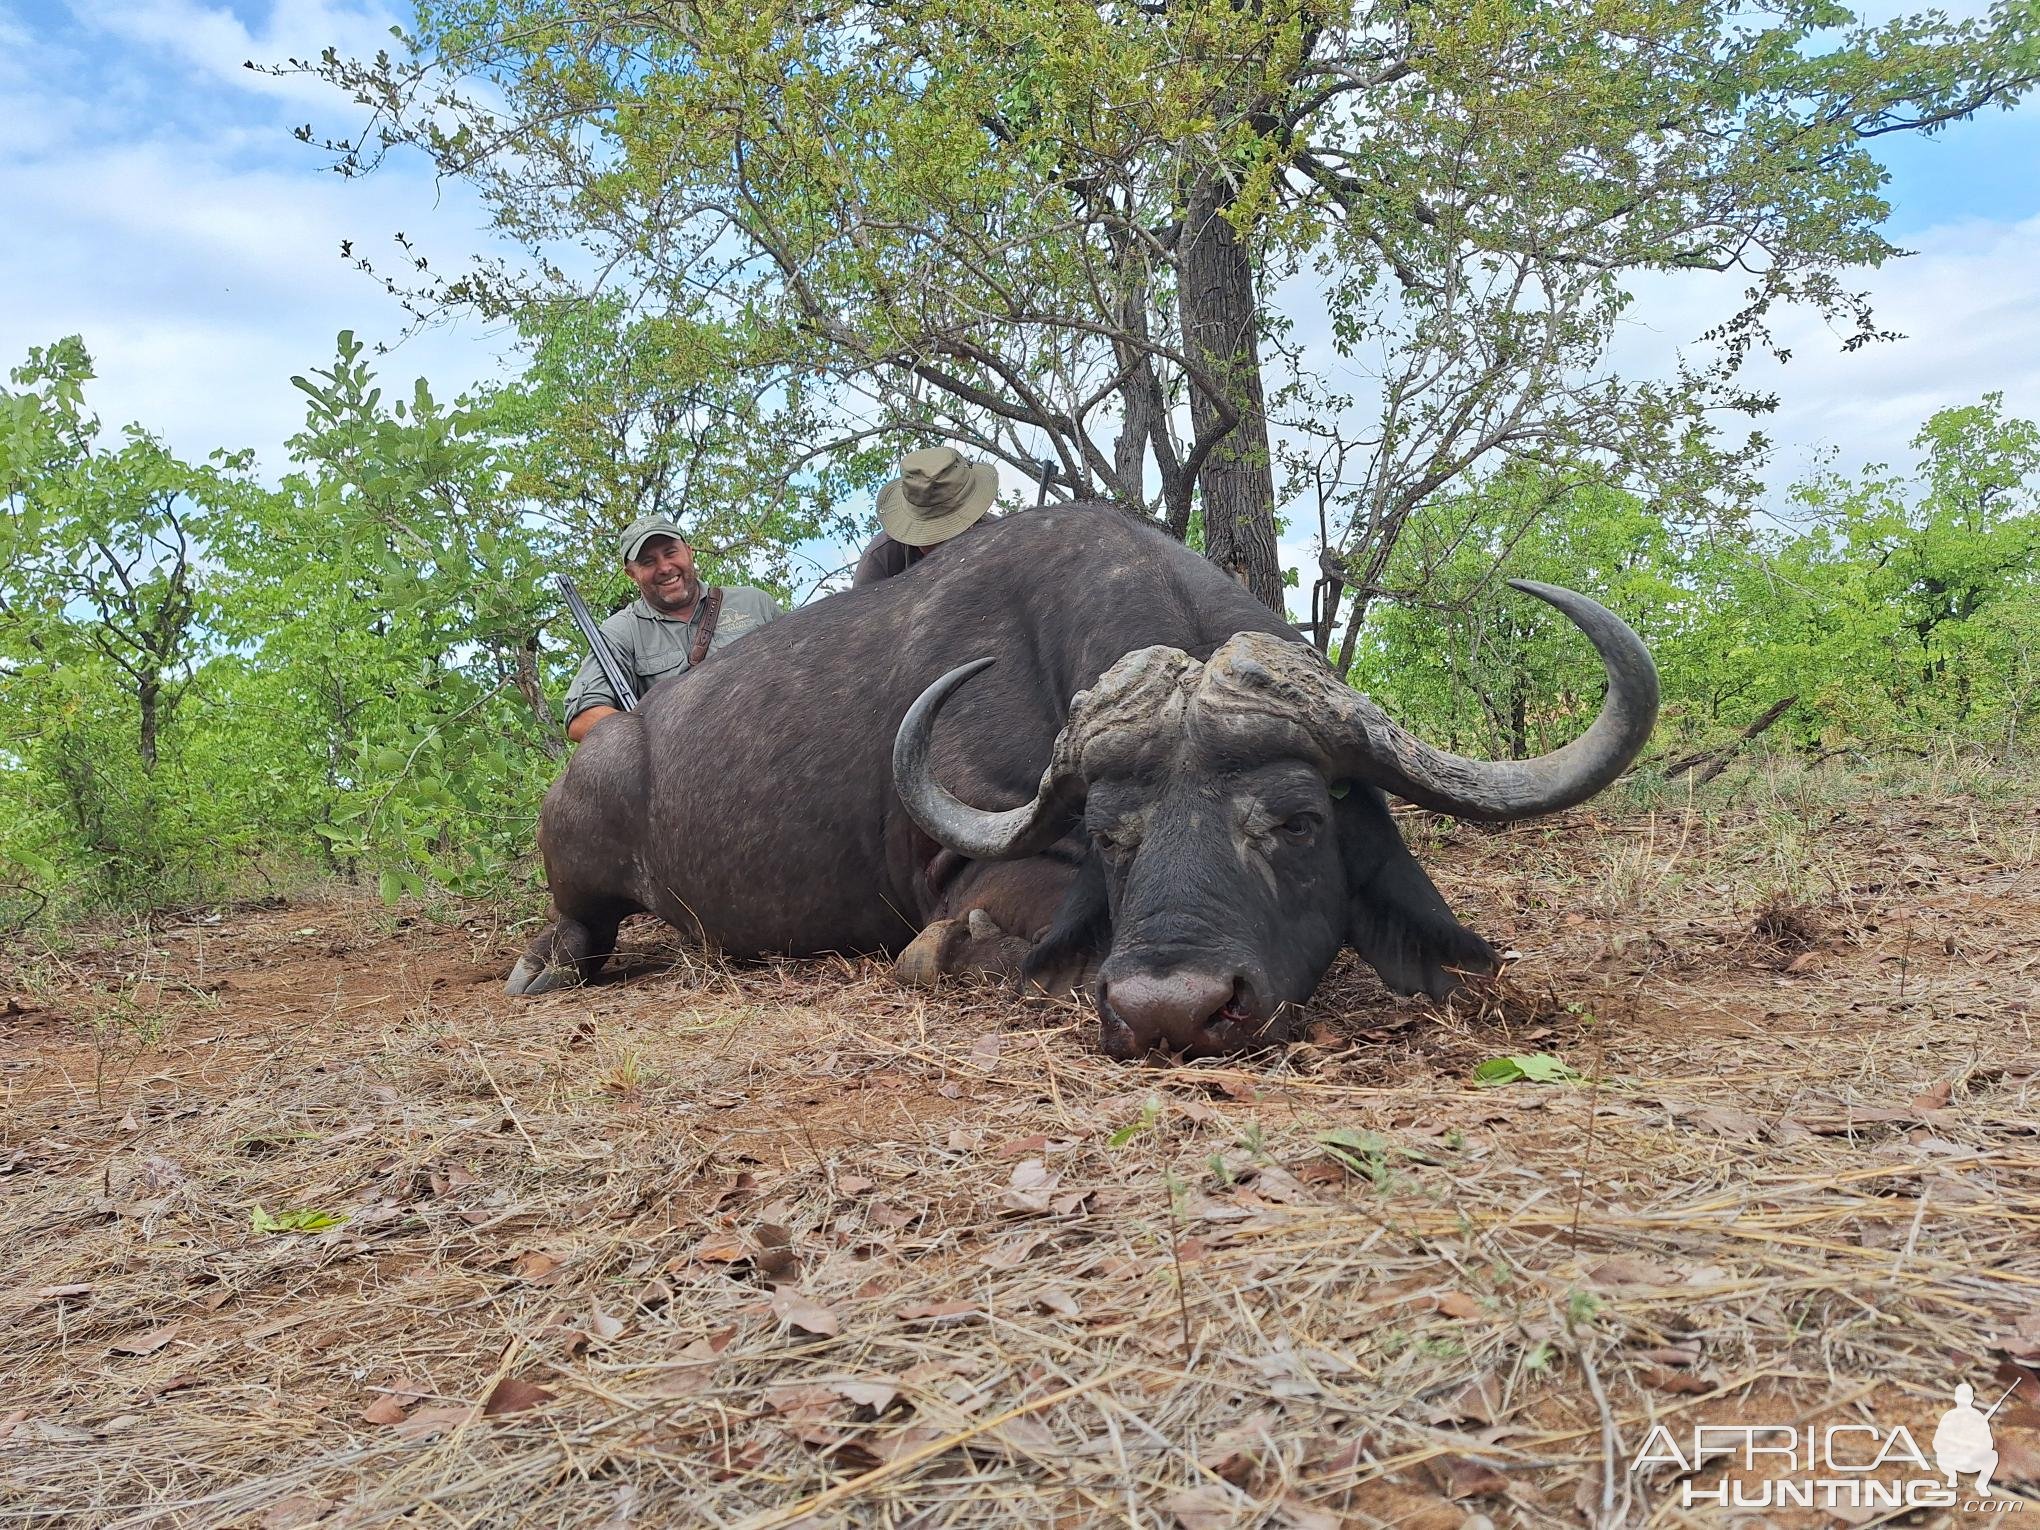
1932;1382;2010;1494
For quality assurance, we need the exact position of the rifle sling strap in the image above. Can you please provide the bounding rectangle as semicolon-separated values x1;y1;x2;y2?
689;586;724;667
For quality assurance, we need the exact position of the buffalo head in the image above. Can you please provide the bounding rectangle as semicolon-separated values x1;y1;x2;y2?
894;581;1658;1058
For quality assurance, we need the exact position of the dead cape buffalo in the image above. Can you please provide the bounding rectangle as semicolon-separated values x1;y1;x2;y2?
509;506;1658;1058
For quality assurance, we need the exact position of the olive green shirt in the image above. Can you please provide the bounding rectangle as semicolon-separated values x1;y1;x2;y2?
563;586;784;723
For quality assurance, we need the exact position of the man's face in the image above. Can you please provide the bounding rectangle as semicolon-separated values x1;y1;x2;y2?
627;534;699;615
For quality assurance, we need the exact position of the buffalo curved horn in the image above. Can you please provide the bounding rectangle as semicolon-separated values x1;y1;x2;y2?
1326;580;1658;821
893;658;1086;861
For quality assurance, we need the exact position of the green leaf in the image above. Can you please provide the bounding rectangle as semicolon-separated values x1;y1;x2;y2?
5;848;57;880
1313;1126;1388;1175
377;867;403;906
250;1205;348;1234
1472;1054;1583;1088
1107;1096;1161;1148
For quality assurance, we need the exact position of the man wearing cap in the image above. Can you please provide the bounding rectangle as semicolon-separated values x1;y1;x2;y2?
562;517;785;743
852;447;1000;587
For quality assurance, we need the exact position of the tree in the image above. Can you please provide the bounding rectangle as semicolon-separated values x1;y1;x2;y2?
1;338;243;771
208;323;839;900
496;297;862;593
300;0;2038;628
1359;398;2040;762
210;331;572;893
1784;392;2040;735
0;316;863;912
1353;467;1687;757
0;340;266;901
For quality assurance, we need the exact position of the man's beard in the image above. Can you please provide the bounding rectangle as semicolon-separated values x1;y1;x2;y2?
648;575;699;614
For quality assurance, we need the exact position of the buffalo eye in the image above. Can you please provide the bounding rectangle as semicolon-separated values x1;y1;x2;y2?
1276;813;1321;845
1090;826;1134;860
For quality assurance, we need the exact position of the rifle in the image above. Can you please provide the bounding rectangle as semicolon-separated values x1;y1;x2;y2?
1034;458;1063;506
555;573;638;712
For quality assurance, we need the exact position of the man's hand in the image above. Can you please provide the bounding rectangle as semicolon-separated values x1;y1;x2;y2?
567;705;622;744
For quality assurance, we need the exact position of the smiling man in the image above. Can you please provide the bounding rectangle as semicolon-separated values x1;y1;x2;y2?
562;517;785;743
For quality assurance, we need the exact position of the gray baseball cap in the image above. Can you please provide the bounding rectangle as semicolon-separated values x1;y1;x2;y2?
620;516;688;561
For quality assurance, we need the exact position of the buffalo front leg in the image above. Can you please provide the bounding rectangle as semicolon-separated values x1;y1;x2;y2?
894;908;1036;988
894;853;1097;992
505;913;622;996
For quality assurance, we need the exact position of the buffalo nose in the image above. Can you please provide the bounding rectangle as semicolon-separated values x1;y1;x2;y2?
1099;971;1235;1054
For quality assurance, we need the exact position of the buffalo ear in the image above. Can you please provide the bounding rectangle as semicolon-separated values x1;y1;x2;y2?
1336;786;1496;1000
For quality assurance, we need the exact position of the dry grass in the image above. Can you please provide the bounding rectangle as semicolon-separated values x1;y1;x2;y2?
4;765;2039;1528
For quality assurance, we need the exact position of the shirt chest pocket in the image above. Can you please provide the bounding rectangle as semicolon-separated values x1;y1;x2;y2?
637;648;694;685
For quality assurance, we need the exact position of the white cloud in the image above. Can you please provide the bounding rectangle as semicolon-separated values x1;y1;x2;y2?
0;13;98;156
0;2;518;472
0;140;516;467
1607;213;2040;488
81;0;411;107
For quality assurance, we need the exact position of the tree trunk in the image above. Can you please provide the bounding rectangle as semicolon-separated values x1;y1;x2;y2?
1178;173;1284;613
1108;234;1193;538
1111;276;1159;510
1332;520;1407;678
512;637;566;761
138;677;160;773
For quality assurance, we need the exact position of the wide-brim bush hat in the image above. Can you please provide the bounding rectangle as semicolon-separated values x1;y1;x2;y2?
876;447;999;546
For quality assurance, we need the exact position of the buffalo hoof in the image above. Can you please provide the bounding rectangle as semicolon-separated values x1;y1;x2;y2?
504;955;580;996
895;918;971;987
506;915;618;996
894;910;1035;988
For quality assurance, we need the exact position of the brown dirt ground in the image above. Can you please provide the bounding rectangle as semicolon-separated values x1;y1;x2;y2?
4;767;2039;1528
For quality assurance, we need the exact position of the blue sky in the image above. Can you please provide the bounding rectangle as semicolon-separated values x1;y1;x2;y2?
5;0;2039;588
1;1;518;470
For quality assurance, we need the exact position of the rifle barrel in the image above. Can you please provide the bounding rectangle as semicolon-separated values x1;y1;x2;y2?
1982;1380;2022;1419
556;573;639;712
